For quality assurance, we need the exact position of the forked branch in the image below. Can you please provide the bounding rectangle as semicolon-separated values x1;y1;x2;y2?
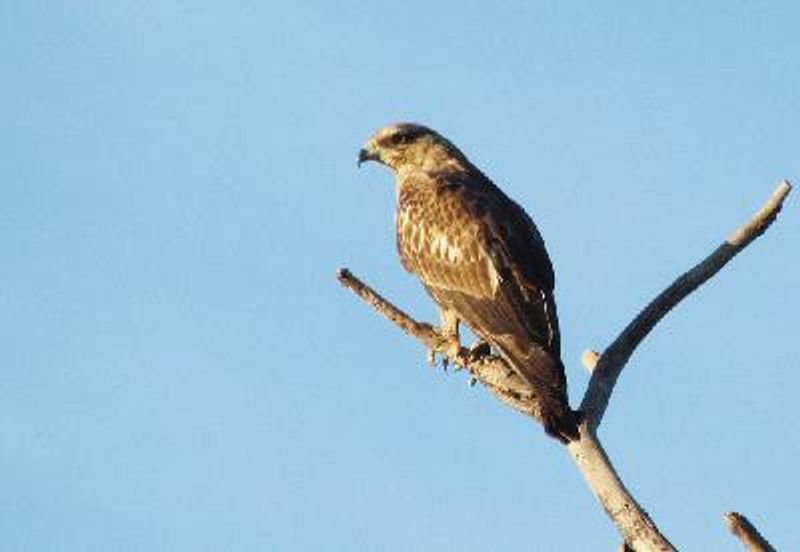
582;181;792;429
338;181;792;551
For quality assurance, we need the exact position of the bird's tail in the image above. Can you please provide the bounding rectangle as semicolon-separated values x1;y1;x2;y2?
542;404;582;445
494;340;581;444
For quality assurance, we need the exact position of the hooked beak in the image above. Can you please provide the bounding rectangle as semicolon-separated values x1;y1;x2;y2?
357;146;379;167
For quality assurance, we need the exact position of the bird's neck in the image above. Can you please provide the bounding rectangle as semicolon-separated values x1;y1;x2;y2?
395;156;473;181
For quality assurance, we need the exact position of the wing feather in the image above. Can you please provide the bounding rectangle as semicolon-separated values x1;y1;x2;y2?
397;176;500;300
397;170;559;354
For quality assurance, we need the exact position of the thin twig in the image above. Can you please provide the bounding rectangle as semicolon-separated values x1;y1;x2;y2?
581;181;792;429
725;512;776;552
337;268;440;345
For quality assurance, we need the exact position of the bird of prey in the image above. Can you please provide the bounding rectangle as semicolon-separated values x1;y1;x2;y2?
358;123;580;443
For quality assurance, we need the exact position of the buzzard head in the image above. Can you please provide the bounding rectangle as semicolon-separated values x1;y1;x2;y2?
358;123;468;173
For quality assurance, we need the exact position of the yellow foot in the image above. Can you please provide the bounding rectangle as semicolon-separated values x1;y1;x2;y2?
427;332;461;371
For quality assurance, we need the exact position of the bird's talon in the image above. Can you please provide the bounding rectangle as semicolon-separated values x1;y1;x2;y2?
426;349;436;366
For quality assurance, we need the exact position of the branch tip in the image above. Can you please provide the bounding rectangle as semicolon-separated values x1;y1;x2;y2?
727;180;792;246
581;181;793;428
725;512;775;552
581;350;600;373
337;267;352;282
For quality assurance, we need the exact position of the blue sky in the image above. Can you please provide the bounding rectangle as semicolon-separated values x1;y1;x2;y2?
2;2;798;550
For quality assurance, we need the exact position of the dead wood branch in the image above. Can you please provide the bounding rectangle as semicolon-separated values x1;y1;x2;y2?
581;181;792;429
337;272;675;551
567;430;675;551
725;512;776;552
338;180;792;551
337;268;543;419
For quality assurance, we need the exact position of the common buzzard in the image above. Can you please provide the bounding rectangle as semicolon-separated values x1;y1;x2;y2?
358;123;579;443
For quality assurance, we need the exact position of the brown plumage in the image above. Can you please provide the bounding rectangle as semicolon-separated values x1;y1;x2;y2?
358;123;579;443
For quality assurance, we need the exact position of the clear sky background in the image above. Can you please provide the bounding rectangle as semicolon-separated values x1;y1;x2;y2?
2;2;798;551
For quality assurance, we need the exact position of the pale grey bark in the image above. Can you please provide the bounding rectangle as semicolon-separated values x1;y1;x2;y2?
580;181;792;430
338;181;792;551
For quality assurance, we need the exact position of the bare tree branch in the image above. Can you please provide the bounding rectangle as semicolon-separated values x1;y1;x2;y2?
581;181;792;429
338;267;677;551
574;349;672;549
567;431;675;551
725;512;776;552
337;268;545;420
336;268;440;346
337;181;792;551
